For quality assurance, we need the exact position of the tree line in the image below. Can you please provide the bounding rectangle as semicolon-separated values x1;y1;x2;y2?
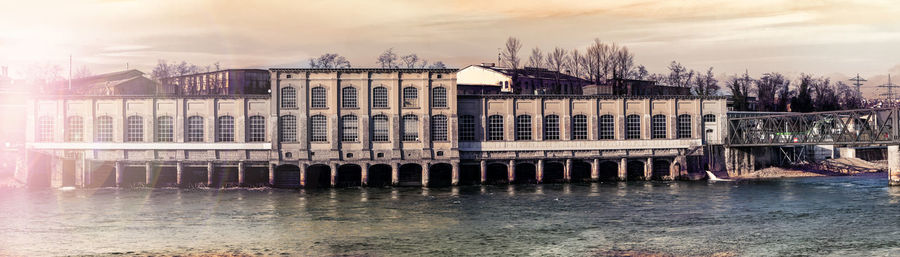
307;49;446;69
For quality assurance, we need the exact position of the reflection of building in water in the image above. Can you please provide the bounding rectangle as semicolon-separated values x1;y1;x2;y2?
22;68;728;188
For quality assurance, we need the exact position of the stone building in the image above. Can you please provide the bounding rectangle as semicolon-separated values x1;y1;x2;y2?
22;67;727;189
457;64;591;95
160;69;270;96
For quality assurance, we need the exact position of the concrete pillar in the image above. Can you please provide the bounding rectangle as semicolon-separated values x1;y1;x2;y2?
508;160;516;183
115;161;123;187
176;162;184;186
392;163;400;186
268;164;276;186
451;161;459;186
839;147;856;159
237;162;245;186
645;157;653;180
590;158;599;181
331;163;338;187
361;163;369;186
207;162;214;186
422;163;430;187
145;162;153;186
564;159;572;182
479;160;487;184
299;164;307;187
889;145;900;186
537;159;544;183
618;158;627;181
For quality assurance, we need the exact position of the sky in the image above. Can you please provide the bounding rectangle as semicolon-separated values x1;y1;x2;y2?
1;0;899;97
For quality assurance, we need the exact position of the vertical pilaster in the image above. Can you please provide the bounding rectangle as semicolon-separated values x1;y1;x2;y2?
331;163;338;187
889;145;900;186
207;161;214;186
237;162;245;186
508;160;516;183
451;161;459;186
645;157;653;180
115;161;123;187
268;163;275;186
299;164;307;187
618;158;627;181
422;162;430;187
145;161;153;186
591;158;599;181
537;159;544;183
479;160;487;184
564;159;572;182
361;163;369;186
391;163;400;186
176;162;184;186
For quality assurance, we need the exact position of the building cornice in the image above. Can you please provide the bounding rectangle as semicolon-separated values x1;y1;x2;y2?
458;94;728;100
32;94;271;100
270;68;458;73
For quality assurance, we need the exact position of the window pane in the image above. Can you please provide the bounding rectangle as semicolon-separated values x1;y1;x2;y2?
66;116;83;142
516;115;531;141
217;116;235;142
544;115;559;140
403;87;418;108
703;114;716;123
96;116;113;142
678;114;692;139
311;87;326;108
373;87;388;108
372;115;389;142
402;115;418;141
626;115;641;139
126;116;143;142
341;115;358;142
432;87;447;108
342;87;357;108
431;115;447;141
281;87;296;108
156;116;174;142
651;115;666;139
572;115;587;140
248;116;266;142
488;115;504;141
459;115;475;141
281;115;298;142
309;115;326;142
187;116;204;142
38;116;54;142
599;115;615;140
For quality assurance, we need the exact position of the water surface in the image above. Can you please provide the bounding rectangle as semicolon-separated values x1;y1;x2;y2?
1;176;899;256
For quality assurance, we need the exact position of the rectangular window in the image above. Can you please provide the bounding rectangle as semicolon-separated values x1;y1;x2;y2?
516;115;531;141
544;115;559;140
373;87;389;108
341;115;358;142
187;116;204;142
248;116;266;142
678;115;692;139
38;117;54;142
488;115;504;141
599;115;615;140
403;87;418;108
626;115;641;140
311;87;327;108
66;117;83;142
432;87;447;108
572;115;588;140
652;115;667;139
281;115;298;142
217;116;235;142
431;115;448;141
459;115;475;141
126;116;143;142
309;116;326;142
402;115;418;141
372;116;389;142
156;116;174;142
342;87;358;108
96;116;113;142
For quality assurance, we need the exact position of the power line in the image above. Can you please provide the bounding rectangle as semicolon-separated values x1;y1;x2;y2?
878;74;899;106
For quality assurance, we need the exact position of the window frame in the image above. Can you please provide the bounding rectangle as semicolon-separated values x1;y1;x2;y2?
126;115;144;142
599;114;615;140
488;115;504;141
402;86;418;108
156;116;174;142
341;86;358;109
309;115;326;142
281;87;297;109
95;116;113;142
431;115;448;141
311;87;327;109
626;114;641;140
678;114;692;139
515;115;532;141
186;116;204;142
651;114;667;139
544;115;560;140
340;115;358;142
281;115;298;142
372;86;389;109
371;115;390;142
459;115;476;141
247;116;266;142
432;87;447;108
572;114;588;140
66;116;83;142
402;114;419;141
217;115;235;142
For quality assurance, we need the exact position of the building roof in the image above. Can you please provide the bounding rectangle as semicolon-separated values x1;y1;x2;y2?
465;65;589;83
161;68;269;80
269;67;458;73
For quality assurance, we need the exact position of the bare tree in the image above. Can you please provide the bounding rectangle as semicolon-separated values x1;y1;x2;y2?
610;44;633;80
25;62;63;93
630;65;649;80
586;39;612;84
428;61;447;69
728;72;754;111
528;47;544;68
756;73;787;111
309;53;351;68
501;37;522;70
151;60;174;82
546;47;568;92
666;61;695;88
377;48;398;68
837;81;862;109
401;54;419;68
566;49;583;78
692;67;719;96
73;65;92;79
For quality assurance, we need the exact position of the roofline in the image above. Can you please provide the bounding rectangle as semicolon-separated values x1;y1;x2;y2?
32;94;271;100
269;68;458;73
161;69;270;79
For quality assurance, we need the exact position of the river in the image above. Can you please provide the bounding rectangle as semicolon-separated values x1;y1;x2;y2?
1;176;899;256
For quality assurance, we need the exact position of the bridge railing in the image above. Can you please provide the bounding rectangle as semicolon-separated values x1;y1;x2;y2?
726;107;898;147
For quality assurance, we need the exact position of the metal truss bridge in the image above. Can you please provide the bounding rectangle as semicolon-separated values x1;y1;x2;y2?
727;108;897;147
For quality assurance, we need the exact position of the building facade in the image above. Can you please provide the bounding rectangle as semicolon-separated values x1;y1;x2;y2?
22;68;727;189
160;69;270;96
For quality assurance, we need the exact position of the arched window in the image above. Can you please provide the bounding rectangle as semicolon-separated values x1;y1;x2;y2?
309;115;326;142
126;115;143;142
703;114;716;123
515;115;532;141
651;114;667;139
432;87;447;108
626;114;641;139
403;87;418;108
341;115;358;142
37;116;54;142
431;115;448;141
187;116;204;142
371;115;389;142
599;115;615;140
247;116;266;142
156;116;174;142
342;87;357;108
217;115;234;142
459;115;476;141
402;115;418;141
311;87;326;108
281;87;296;109
488;115;504;141
372;86;388;108
280;115;297;142
66;116;83;142
678;114;692;139
572;115;588;140
96;116;113;142
544;115;560;140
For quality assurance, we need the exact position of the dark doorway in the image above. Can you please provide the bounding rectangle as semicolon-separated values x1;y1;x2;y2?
514;163;537;184
154;166;178;187
428;163;453;187
122;166;146;187
485;163;508;184
90;162;116;188
274;164;301;188
305;164;331;189
571;161;592;182
62;159;76;187
368;164;392;187
244;166;268;187
543;162;565;183
652;160;671;180
337;164;362;187
627;160;645;181
598;161;619;181
398;163;423;187
211;166;239;188
459;164;480;185
182;166;208;188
